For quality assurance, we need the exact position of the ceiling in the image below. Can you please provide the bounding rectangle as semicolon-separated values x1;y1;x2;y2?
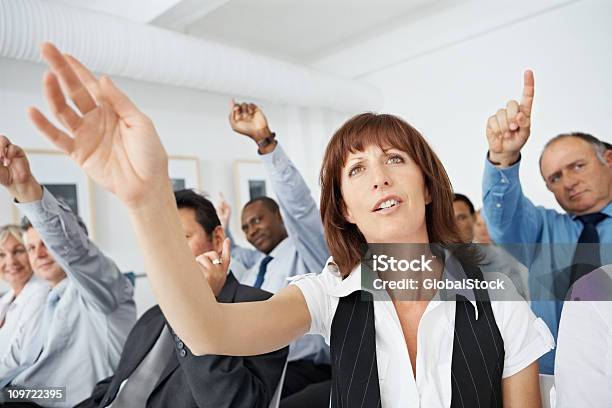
53;0;465;64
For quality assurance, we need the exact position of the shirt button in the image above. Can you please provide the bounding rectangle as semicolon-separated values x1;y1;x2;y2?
177;341;184;349
180;349;187;357
496;203;502;208
501;178;507;183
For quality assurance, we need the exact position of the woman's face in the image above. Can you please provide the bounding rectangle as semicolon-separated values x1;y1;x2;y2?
340;144;431;243
0;234;33;291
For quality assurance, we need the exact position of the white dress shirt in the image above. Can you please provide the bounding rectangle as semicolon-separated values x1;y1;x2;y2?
554;266;612;408
291;255;555;408
229;144;330;364
0;189;136;407
0;276;49;359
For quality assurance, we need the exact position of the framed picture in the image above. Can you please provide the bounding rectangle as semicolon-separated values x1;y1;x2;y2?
168;156;201;192
233;160;278;211
17;149;96;238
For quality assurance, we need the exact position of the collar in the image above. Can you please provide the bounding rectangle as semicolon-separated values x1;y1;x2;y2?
324;250;479;319
217;271;239;303
268;237;291;258
49;277;69;301
571;202;612;220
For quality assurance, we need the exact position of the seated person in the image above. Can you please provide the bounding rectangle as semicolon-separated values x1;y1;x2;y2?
221;102;330;405
0;138;136;407
22;46;554;408
453;193;529;298
0;225;49;361
481;71;612;373
76;189;288;408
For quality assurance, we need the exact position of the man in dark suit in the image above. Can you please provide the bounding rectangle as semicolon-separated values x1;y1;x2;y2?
76;190;288;408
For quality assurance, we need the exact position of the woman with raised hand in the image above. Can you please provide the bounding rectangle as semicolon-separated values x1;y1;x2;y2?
14;42;553;407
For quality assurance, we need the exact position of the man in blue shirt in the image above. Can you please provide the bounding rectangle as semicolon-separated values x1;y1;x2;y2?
481;70;612;374
217;101;331;407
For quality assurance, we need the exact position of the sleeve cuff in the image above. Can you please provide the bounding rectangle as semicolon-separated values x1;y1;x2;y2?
260;143;290;173
502;317;555;378
15;187;66;225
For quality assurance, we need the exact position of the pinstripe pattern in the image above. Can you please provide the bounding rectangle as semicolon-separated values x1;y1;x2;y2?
330;291;381;408
329;265;504;408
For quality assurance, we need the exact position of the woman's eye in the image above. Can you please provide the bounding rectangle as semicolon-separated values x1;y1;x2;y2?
348;166;363;177
387;155;404;164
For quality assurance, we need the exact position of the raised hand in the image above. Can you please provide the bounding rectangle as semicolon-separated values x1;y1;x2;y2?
0;136;43;202
486;70;535;167
228;100;272;141
28;43;170;208
195;238;231;296
215;192;231;229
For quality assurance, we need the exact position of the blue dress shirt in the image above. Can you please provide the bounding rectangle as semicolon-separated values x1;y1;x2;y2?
482;157;612;374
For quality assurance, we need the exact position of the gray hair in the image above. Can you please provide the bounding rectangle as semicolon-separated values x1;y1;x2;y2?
539;132;607;171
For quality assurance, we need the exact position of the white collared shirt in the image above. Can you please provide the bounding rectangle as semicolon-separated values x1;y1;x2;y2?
291;256;555;408
0;276;49;360
554;266;612;408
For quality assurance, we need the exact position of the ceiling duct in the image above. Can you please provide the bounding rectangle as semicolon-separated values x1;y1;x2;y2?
0;0;382;112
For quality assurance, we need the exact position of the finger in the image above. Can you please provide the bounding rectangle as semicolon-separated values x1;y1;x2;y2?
506;100;519;131
28;107;75;154
487;115;501;137
247;103;256;115
0;135;11;165
43;71;81;131
496;109;509;136
40;42;97;115
0;135;10;158
99;76;143;124
520;69;535;116
221;238;231;267
1;143;24;167
196;253;213;269
515;112;530;128
5;143;25;162
65;54;102;101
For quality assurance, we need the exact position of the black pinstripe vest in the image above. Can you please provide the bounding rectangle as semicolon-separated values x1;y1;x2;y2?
329;264;504;408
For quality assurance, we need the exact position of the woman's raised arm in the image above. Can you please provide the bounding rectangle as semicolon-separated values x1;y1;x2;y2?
26;42;311;356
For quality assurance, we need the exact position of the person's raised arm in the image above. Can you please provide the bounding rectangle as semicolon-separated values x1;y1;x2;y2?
486;70;534;168
0;137;129;314
482;71;543;249
23;42;310;356
229;101;329;273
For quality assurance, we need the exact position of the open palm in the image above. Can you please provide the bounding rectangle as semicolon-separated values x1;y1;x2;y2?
29;43;168;208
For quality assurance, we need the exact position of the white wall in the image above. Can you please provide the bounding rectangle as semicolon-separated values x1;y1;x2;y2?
342;0;612;210
0;58;348;314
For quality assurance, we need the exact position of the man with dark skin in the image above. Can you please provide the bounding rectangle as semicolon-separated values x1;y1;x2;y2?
216;101;331;407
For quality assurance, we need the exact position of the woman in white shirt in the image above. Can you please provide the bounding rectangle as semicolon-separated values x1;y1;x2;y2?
24;44;553;407
0;224;49;356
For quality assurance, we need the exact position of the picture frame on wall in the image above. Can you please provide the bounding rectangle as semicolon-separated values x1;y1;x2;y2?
233;160;278;211
16;149;96;238
168;156;201;192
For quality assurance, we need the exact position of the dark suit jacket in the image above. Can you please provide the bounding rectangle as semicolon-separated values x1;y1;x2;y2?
75;272;288;408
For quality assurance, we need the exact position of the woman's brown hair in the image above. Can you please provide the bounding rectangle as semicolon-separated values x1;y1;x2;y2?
319;112;465;277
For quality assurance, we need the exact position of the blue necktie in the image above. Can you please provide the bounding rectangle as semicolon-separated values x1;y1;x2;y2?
254;256;273;289
570;212;608;287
